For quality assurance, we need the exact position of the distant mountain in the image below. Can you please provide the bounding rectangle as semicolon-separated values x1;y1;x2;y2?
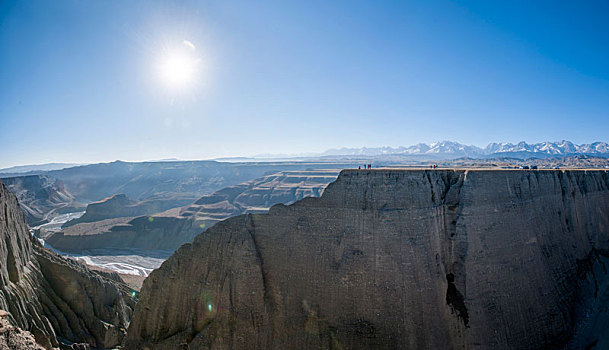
320;140;609;158
3;160;357;204
0;162;81;174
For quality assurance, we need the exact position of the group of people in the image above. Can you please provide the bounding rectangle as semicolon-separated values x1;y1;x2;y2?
357;164;439;169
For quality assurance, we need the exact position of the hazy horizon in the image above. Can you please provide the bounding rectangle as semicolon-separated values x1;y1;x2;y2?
2;138;609;170
2;1;608;168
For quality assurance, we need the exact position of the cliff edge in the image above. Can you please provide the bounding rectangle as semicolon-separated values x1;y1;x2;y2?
125;169;609;349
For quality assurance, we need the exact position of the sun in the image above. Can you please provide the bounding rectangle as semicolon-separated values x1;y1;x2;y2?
156;40;201;91
160;53;196;87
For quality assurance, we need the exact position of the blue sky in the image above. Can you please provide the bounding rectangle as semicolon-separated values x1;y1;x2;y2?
1;0;608;167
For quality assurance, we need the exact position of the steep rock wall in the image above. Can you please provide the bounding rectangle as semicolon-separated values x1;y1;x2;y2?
0;181;135;349
49;215;200;253
124;170;609;349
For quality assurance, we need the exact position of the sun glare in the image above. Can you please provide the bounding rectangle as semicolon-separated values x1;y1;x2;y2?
157;40;201;91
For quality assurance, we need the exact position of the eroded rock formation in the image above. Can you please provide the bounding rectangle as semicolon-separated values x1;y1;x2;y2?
0;181;134;349
125;169;609;349
44;160;354;203
0;175;82;226
62;193;195;228
48;170;338;253
0;313;45;350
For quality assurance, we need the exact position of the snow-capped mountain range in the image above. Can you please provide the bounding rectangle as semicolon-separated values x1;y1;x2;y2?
320;141;609;158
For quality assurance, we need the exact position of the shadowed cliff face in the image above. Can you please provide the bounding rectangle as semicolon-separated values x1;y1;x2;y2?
0;181;135;349
124;170;609;350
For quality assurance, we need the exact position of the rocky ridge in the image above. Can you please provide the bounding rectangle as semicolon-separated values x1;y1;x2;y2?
0;181;134;349
61;193;194;228
319;141;609;159
125;169;609;349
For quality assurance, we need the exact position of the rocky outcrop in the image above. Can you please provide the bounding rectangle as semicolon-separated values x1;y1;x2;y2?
181;169;337;218
62;194;134;227
62;193;194;228
47;170;339;253
47;216;201;253
0;181;135;349
0;175;82;226
0;313;45;350
124;169;609;349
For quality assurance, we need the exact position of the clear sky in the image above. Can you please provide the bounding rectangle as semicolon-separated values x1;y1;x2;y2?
1;0;608;167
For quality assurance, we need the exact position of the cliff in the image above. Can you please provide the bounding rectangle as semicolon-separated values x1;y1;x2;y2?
61;193;194;228
0;181;135;349
124;169;609;349
47;170;338;253
62;194;135;227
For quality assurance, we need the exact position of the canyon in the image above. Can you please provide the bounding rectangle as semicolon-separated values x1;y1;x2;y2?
124;169;609;349
46;170;339;254
3;167;609;349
